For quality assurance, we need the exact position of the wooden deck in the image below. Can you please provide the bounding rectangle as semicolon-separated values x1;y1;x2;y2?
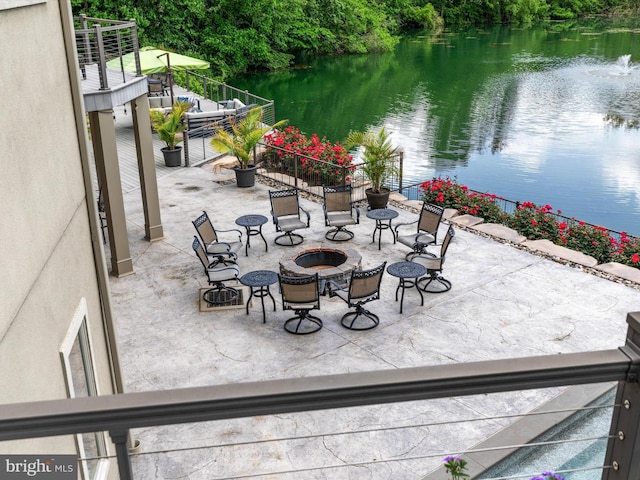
111;85;224;193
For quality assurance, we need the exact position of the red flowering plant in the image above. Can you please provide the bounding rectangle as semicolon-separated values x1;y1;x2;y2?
507;202;561;242
263;126;354;186
420;176;506;224
611;232;640;268
559;220;614;264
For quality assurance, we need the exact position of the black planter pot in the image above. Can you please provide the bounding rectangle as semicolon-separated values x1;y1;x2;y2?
161;146;182;167
365;188;390;209
234;165;257;187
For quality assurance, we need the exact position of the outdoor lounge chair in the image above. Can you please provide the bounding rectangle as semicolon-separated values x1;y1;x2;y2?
412;225;455;293
328;262;386;330
394;202;445;261
269;189;311;246
192;236;240;306
322;184;360;241
192;210;242;261
278;273;322;335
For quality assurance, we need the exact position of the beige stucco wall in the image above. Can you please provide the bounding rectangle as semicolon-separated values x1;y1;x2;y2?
0;0;118;467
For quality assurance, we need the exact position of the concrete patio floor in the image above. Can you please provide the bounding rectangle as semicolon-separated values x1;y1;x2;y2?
107;164;640;479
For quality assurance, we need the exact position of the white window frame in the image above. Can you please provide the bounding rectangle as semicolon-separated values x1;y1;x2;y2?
60;298;110;480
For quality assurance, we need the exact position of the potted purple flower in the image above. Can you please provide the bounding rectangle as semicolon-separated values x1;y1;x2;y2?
443;456;469;480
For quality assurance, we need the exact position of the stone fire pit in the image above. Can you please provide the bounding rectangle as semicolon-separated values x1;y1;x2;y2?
279;246;362;287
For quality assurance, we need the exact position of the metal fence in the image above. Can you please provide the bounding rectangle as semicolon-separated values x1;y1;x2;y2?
74;15;140;89
2;312;640;479
257;144;403;204
396;180;636;244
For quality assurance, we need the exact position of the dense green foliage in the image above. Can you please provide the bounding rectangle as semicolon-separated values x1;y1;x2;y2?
73;0;637;79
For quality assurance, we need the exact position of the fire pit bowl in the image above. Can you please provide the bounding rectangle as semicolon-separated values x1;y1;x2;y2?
279;246;362;287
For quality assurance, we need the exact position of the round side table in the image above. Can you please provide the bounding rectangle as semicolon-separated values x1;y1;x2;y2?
366;208;399;250
235;214;269;256
386;261;427;314
239;270;278;323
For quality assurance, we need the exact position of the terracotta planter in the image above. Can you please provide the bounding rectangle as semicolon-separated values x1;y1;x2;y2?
234;164;257;187
161;146;182;167
365;188;390;209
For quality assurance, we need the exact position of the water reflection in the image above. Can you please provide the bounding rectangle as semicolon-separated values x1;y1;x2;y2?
232;25;640;234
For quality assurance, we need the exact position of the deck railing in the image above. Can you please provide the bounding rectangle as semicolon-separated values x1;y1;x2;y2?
257;144;403;203
396;181;637;244
2;312;640;479
74;15;141;89
181;72;276;166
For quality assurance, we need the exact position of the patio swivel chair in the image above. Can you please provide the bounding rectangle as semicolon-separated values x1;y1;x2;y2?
328;262;386;331
192;236;241;306
278;273;322;335
322;184;360;241
394;202;445;261
269;189;311;246
192;210;242;261
412;225;455;293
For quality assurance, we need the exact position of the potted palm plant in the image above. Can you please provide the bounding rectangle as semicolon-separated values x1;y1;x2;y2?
210;106;287;187
149;100;191;167
344;126;399;209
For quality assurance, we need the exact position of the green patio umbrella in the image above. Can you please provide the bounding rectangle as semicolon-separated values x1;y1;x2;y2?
107;47;210;103
107;46;210;74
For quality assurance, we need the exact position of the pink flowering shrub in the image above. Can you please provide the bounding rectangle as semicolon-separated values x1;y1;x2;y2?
418;176;640;270
263;126;354;186
420;176;506;224
507;202;561;242
611;232;640;266
559;220;614;264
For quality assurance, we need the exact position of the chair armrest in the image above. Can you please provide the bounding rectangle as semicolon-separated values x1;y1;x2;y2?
323;205;330;226
326;279;348;299
214;227;243;241
299;206;311;227
270;210;279;226
394;219;418;235
353;206;360;223
206;256;237;268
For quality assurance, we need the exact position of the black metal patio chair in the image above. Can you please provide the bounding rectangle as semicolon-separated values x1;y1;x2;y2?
269;189;311;246
328;262;386;330
395;202;445;261
322;184;360;241
278;273;322;335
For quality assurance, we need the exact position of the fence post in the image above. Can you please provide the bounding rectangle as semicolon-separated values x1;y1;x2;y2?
293;153;299;189
184;131;190;167
602;311;640;479
109;430;134;480
398;151;403;194
93;25;108;90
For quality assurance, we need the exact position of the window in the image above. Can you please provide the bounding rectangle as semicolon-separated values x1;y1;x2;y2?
60;298;110;480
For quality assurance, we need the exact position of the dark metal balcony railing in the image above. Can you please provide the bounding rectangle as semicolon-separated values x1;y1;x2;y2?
74;15;141;90
257;143;403;204
396;180;638;244
2;312;640;479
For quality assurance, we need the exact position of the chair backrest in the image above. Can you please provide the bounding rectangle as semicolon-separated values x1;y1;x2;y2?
323;185;352;213
440;225;455;258
148;79;163;95
192;236;210;270
193;211;218;244
270;189;301;218
279;273;320;309
418;203;444;236
349;262;386;302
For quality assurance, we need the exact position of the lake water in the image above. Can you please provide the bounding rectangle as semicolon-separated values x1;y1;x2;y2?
230;21;640;235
